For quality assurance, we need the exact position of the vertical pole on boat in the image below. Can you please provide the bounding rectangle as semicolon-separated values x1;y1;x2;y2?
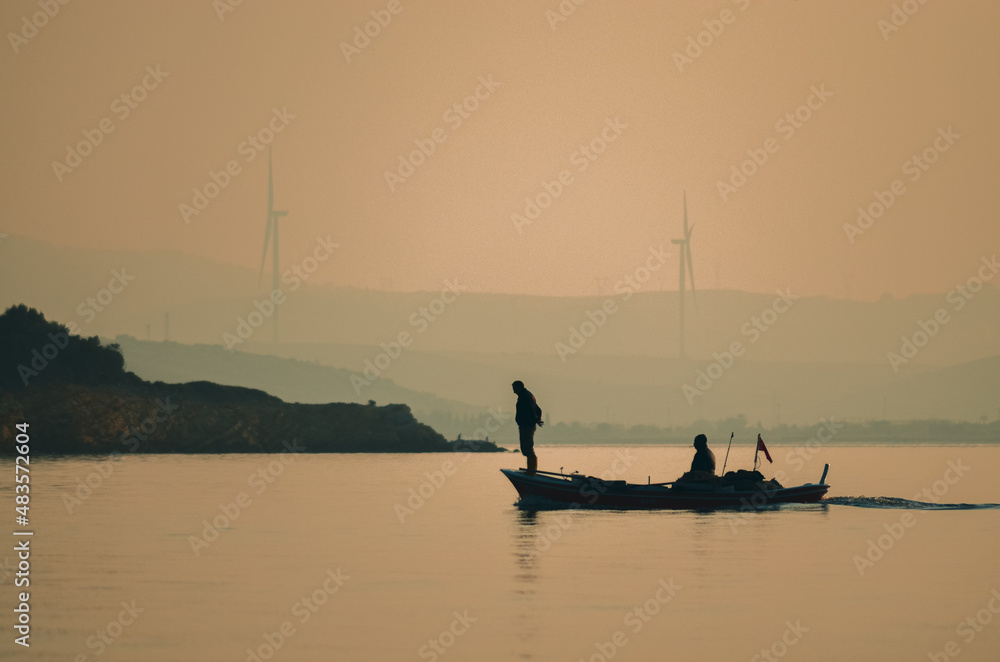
753;442;759;472
721;432;734;475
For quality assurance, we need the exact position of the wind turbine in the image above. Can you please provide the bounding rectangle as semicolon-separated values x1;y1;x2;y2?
671;191;696;358
257;147;288;343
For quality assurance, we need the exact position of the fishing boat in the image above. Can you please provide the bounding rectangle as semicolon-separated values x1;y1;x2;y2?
500;464;831;510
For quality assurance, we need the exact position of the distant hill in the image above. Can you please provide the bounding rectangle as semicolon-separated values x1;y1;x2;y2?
0;306;450;454
824;355;1000;422
111;334;480;414
2;234;998;366
2;236;998;427
98;333;1000;436
241;342;1000;427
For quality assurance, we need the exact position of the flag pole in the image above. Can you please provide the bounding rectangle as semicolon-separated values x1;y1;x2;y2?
753;434;760;472
721;432;734;475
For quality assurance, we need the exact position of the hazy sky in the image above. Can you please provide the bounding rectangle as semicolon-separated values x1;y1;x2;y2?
2;1;997;299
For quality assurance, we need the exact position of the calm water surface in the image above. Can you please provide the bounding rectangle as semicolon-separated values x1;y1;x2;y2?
4;444;1000;661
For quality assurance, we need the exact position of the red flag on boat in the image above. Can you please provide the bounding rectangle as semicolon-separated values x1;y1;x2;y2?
756;434;773;463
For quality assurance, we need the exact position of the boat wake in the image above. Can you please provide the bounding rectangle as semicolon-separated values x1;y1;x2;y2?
822;496;1000;510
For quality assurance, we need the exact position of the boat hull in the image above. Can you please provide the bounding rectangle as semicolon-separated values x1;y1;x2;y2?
500;469;830;510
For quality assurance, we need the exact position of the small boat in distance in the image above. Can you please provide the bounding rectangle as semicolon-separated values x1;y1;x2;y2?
500;464;831;510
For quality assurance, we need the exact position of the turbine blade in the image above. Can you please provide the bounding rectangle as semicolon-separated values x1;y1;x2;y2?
687;241;697;310
258;215;273;288
260;148;276;289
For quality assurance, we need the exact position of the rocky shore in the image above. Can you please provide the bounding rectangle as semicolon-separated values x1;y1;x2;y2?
0;380;452;455
0;305;451;455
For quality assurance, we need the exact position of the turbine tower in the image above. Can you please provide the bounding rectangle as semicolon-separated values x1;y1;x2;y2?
671;191;696;358
258;148;288;343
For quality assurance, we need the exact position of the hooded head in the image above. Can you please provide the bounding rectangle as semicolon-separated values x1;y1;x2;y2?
693;433;708;449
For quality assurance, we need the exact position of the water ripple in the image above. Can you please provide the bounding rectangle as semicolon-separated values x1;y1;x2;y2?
823;496;1000;510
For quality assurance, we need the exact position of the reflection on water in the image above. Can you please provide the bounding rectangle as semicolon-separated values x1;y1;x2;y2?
512;508;542;592
512;508;540;660
513;508;540;579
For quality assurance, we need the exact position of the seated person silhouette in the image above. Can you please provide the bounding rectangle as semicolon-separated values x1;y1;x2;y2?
690;434;716;475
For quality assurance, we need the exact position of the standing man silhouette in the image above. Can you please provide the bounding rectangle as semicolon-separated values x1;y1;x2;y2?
512;380;543;475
